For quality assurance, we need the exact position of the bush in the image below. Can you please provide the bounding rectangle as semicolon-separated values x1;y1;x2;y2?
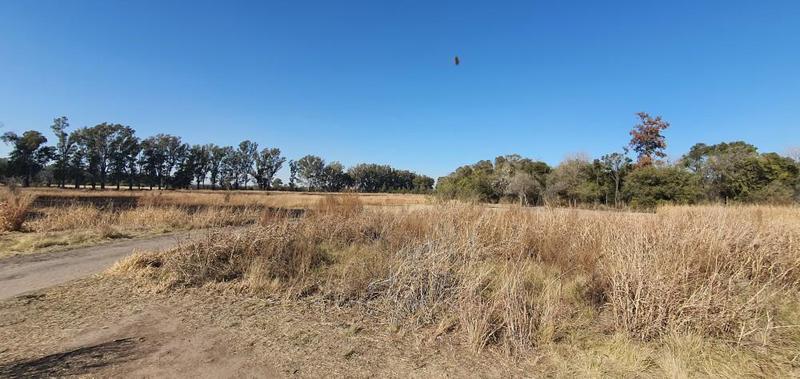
622;166;702;208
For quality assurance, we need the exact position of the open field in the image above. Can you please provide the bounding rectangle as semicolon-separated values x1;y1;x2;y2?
23;187;431;209
0;188;430;257
2;198;799;377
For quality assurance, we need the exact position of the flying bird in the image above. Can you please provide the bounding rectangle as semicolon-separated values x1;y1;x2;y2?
454;56;460;66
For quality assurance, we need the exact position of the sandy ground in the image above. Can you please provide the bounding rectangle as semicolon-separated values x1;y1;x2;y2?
0;277;526;378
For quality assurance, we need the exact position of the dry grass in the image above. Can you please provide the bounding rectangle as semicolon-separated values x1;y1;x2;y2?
111;199;800;375
0;186;35;232
23;187;430;209
1;188;427;255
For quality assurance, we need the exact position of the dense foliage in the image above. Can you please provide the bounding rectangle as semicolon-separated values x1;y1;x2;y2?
0;117;434;193
436;114;800;207
3;112;797;205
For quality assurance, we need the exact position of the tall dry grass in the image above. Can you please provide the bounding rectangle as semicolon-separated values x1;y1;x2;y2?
112;199;800;373
24;187;430;209
27;204;261;233
0;185;35;232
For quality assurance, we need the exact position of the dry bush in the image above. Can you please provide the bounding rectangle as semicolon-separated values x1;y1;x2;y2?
114;224;328;297
113;203;800;362
0;185;35;232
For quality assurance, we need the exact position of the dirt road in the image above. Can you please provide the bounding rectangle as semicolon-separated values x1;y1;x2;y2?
0;230;212;301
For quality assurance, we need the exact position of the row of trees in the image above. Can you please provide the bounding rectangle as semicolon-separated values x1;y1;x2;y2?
436;113;800;207
0;117;434;193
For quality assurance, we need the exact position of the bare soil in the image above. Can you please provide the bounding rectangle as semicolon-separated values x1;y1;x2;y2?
0;277;524;378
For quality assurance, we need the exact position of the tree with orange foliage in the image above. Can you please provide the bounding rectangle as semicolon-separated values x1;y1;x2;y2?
628;112;669;167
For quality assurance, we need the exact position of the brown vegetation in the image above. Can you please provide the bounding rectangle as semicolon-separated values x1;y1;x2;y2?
1;189;428;255
112;198;800;375
0;185;34;232
24;188;430;209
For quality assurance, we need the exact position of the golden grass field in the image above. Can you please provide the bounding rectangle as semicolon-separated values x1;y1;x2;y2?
110;198;800;376
2;188;799;376
0;188;430;256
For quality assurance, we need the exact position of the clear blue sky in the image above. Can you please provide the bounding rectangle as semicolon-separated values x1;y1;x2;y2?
1;0;798;180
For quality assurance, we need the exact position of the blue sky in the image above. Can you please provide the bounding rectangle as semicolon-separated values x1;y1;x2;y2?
1;0;798;180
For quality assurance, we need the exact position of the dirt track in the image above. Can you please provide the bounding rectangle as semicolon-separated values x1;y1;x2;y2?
0;230;213;300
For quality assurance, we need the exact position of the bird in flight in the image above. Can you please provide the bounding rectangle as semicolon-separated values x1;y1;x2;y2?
454;56;460;66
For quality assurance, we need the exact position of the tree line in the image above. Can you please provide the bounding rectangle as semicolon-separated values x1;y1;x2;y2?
0;116;434;193
436;113;800;207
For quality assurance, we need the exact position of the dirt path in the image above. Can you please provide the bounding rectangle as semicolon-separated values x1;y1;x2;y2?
0;277;517;378
0;229;219;301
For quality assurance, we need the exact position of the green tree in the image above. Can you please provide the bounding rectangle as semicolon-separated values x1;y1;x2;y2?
296;155;325;190
161;135;187;189
545;155;601;206
289;160;298;189
321;161;352;191
253;147;285;190
188;144;211;189
108;126;139;189
1;130;54;186
207;144;228;190
74;123;129;189
622;166;702;208
50;116;76;188
598;150;633;206
236;140;258;189
139;136;166;189
220;146;238;189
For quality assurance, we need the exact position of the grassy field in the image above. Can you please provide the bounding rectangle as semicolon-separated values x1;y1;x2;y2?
0;188;430;256
107;199;800;376
2;188;799;376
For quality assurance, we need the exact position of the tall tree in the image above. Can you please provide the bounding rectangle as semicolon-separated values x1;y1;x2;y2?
219;146;238;189
108;126;139;190
289;160;298;190
76;123;127;189
321;161;352;191
236;140;258;189
161;135;187;189
599;150;632;206
139;136;166;189
1;130;54;186
296;155;325;190
207;144;227;190
253;147;285;190
188;144;211;189
505;172;539;205
68;129;86;188
629;112;669;167
50;116;75;187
